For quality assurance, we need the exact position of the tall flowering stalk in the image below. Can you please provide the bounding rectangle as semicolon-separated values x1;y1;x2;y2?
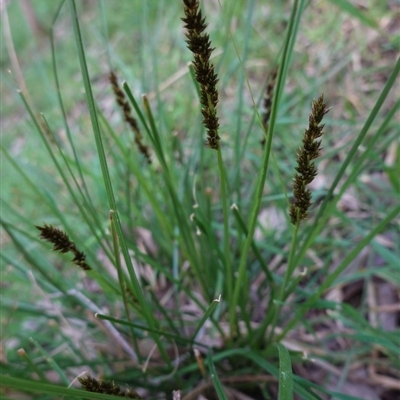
182;0;232;307
290;94;330;224
182;0;220;150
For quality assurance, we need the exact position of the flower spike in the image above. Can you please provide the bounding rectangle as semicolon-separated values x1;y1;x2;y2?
290;95;330;225
182;0;220;149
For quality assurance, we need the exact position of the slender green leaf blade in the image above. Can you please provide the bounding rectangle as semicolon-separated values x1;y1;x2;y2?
327;0;378;28
277;344;294;400
0;375;127;400
207;351;229;400
191;295;221;341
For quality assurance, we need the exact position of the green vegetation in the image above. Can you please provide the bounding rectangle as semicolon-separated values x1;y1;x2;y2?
1;0;399;399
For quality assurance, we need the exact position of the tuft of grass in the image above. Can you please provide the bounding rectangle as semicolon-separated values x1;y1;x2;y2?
1;0;399;399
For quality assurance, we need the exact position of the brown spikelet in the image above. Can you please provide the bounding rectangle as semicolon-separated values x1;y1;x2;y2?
261;67;278;146
35;224;91;271
109;71;151;163
182;0;220;150
289;94;330;225
78;373;141;398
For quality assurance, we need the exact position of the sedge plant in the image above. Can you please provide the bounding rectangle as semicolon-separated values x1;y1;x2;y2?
1;0;399;399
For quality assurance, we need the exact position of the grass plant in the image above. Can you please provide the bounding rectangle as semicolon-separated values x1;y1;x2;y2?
1;0;399;399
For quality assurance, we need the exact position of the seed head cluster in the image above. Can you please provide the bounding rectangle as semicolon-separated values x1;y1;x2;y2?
35;224;91;271
182;0;220;150
290;95;330;225
78;374;140;398
109;71;151;163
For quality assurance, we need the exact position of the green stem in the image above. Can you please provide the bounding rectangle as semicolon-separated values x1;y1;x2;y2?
228;0;302;338
217;148;232;304
109;210;139;361
269;222;299;343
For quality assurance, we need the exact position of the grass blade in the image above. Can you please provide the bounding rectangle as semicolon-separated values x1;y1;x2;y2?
191;294;221;342
29;337;70;386
68;0;169;364
276;343;294;400
207;351;229;400
0;375;130;400
327;0;378;28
